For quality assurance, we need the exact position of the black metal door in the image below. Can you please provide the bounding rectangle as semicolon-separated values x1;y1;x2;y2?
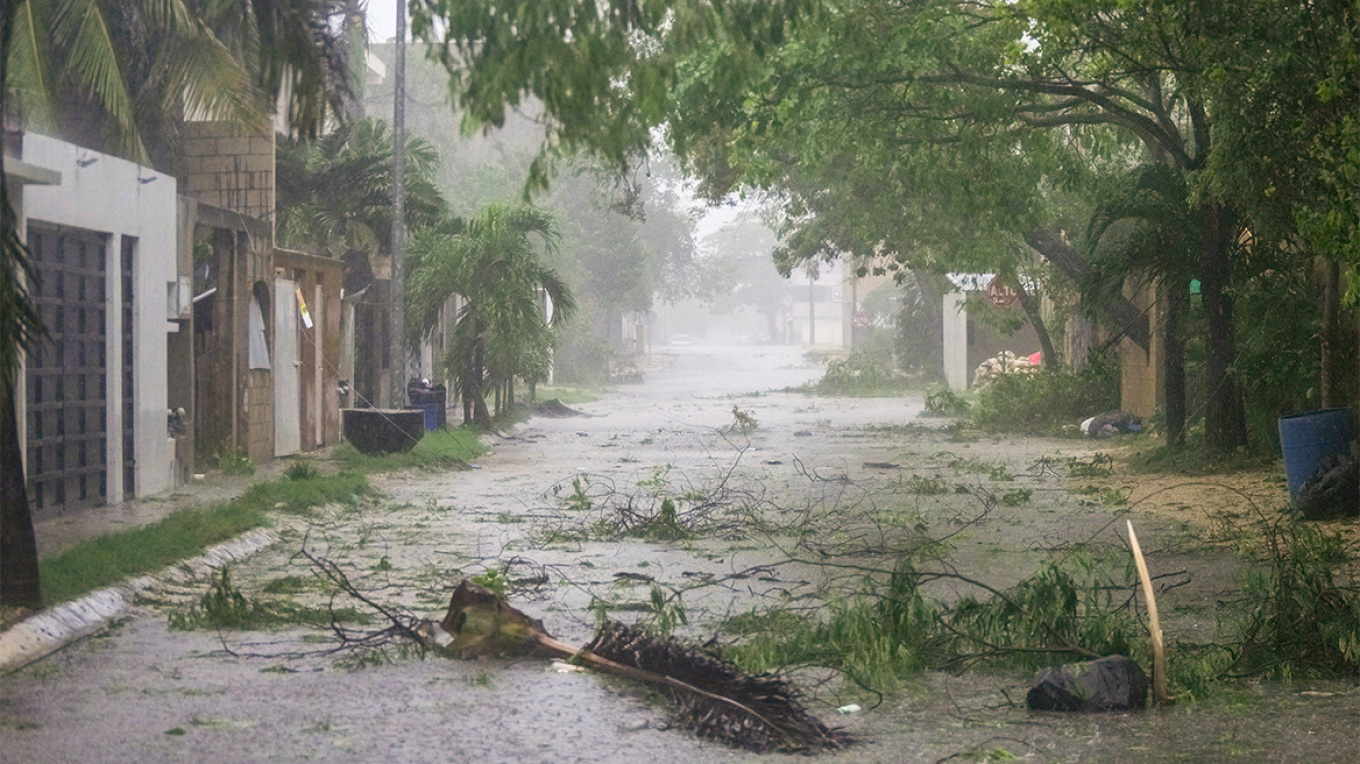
26;224;109;514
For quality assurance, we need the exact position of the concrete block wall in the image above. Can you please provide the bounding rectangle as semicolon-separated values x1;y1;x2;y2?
180;122;275;226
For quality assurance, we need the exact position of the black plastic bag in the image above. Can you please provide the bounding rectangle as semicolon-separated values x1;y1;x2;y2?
1026;655;1148;712
1298;454;1360;520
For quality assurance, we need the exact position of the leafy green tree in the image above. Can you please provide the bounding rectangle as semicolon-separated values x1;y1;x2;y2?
411;0;1356;456
406;204;576;426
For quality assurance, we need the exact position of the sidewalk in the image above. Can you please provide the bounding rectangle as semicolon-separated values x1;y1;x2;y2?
33;451;321;558
3;451;329;675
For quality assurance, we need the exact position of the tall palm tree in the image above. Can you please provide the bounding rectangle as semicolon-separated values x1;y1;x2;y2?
406;204;576;427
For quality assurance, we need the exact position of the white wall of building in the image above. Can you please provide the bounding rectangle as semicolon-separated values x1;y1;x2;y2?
21;134;180;501
942;291;969;390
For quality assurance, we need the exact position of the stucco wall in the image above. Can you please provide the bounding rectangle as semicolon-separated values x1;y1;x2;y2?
21;134;180;501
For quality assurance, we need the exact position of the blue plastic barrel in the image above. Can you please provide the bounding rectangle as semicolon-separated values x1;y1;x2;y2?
419;402;439;431
1278;408;1354;504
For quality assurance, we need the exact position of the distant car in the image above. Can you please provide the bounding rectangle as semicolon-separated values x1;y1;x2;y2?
670;333;694;346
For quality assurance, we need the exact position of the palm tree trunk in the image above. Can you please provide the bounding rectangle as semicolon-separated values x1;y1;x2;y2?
1;5;42;608
1;374;40;607
471;329;492;427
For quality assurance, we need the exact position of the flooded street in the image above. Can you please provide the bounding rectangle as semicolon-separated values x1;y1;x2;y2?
2;346;1356;763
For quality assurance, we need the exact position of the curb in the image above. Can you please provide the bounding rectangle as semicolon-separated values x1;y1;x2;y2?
0;528;278;675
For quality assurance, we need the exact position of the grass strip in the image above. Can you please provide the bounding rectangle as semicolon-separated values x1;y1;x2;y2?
39;473;370;606
331;426;486;471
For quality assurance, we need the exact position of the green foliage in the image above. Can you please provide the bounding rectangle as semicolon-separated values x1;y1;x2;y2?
636;498;692;541
284;460;319;481
1066;453;1114;478
550;323;613;385
169;565;371;631
810;354;908;397
727;406;759;435
901;475;950;496
923;386;971;417
565;477;593;512
214;448;254;476
724;555;1142;693
469;569;508;598
1229;523;1360;680
971;366;1119;436
276;118;448;257
171;567;252;629
998;489;1033;507
406;204;576;423
332;427;485;472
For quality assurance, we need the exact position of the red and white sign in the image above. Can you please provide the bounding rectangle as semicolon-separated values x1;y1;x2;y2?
985;276;1020;308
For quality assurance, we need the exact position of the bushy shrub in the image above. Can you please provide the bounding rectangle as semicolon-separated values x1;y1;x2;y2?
971;363;1118;434
814;353;908;396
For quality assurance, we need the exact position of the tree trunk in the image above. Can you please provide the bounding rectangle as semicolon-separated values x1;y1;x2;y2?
1024;228;1150;352
1;0;42;609
1320;257;1340;408
1199;205;1247;455
470;330;492;427
1011;272;1059;370
1162;277;1186;448
1;374;41;608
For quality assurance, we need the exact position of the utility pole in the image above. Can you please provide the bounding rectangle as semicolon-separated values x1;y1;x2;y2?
388;0;407;409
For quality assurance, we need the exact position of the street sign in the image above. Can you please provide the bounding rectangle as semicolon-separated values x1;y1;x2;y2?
852;311;869;328
985;276;1020;308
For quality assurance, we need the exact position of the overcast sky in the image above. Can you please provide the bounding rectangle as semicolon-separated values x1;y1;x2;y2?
364;0;402;44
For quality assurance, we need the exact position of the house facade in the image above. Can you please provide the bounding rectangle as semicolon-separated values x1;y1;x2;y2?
7;122;347;517
9;133;184;513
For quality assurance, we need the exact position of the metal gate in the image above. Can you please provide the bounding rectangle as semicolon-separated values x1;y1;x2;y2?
26;224;109;514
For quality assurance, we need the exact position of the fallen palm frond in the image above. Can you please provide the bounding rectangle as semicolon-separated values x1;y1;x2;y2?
414;580;846;753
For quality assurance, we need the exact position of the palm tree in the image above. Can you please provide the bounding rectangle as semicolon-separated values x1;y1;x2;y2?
406;204;576;427
6;0;351;164
276;117;446;257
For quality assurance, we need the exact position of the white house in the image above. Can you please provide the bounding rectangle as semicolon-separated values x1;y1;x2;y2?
9;133;184;514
